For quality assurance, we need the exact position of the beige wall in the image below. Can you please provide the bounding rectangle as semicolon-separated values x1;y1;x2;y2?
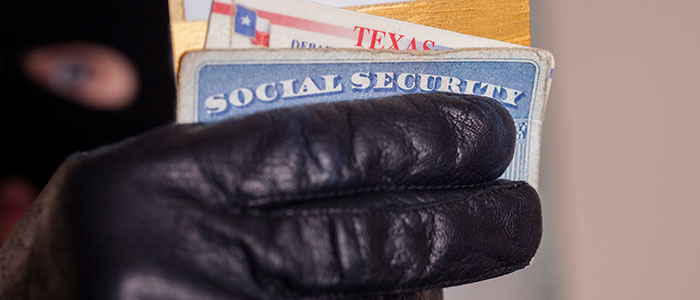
536;0;700;299
448;1;700;299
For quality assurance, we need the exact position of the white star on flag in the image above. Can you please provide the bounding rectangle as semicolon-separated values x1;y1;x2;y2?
241;15;251;26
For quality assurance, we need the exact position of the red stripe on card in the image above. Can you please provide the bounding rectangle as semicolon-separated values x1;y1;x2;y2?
212;1;232;15
256;10;355;40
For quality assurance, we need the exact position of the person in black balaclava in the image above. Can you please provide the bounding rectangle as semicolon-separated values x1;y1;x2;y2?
0;0;175;242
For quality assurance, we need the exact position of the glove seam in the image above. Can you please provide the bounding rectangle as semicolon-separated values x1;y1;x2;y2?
234;181;527;216
245;180;510;207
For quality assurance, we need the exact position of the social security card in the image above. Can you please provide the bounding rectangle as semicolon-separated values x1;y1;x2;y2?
178;48;554;187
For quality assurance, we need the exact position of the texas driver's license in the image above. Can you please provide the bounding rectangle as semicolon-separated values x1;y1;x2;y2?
204;0;519;50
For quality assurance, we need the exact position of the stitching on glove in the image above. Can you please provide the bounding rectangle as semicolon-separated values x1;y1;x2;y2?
245;180;503;207
234;181;528;216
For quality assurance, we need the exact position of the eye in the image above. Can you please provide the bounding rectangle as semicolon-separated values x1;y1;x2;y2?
22;42;139;111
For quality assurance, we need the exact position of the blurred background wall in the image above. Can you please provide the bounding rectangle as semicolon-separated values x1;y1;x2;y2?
447;0;700;299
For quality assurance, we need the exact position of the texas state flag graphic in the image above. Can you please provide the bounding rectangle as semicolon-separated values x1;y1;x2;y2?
234;4;270;47
252;17;270;47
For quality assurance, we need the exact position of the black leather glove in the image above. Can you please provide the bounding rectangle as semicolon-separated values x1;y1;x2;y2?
0;93;542;300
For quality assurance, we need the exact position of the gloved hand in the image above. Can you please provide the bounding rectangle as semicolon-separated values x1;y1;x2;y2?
0;93;542;300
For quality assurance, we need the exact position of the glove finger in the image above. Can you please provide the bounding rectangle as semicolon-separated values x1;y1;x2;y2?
73;92;516;208
70;180;540;299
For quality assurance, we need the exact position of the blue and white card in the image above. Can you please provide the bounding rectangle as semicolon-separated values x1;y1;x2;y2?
178;48;554;187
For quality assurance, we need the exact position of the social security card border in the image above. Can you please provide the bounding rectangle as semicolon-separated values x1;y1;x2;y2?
178;48;554;186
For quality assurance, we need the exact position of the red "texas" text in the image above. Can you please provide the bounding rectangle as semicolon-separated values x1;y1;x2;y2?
353;26;436;50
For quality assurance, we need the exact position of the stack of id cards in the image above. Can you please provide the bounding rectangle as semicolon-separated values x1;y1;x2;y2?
176;0;555;188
